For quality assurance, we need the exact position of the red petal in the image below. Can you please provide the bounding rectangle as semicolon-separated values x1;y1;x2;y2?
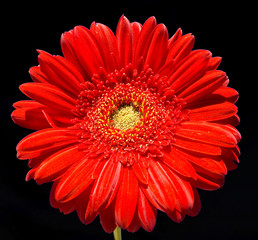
220;125;241;143
133;16;157;65
75;188;93;224
91;159;106;179
99;200;116;233
61;30;87;79
54;158;96;202
86;159;122;215
61;26;104;80
157;60;175;79
132;155;148;185
147;160;176;213
168;28;182;47
167;210;185;223
131;22;142;56
20;83;76;113
196;172;225;190
166;169;194;212
34;145;85;184
12;100;73;130
189;87;239;109
173;136;222;155
12;101;50;130
189;102;238;121
166;50;211;94
116;15;133;68
51;181;92;219
138;189;157;232
27;155;47;168
188;188;201;216
115;167;139;229
49;181;77;214
29;66;48;83
221;147;240;170
206;56;222;71
212;87;239;103
145;24;168;72
215;114;240;126
37;50;83;97
17;128;78;159
25;168;36;181
159;163;197;214
179;70;228;103
179;150;227;176
13;100;42;109
126;212;141;232
161;148;197;180
167;33;195;64
90;22;119;73
175;121;237;147
73;26;105;78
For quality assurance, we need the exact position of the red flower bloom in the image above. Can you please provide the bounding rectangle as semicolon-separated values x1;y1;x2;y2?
12;16;240;233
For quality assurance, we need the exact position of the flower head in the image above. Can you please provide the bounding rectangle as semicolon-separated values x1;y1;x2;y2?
12;16;240;232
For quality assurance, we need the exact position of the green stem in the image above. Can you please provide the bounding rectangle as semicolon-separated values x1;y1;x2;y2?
113;227;122;240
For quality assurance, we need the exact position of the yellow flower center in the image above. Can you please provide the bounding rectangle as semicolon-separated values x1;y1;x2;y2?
111;105;142;131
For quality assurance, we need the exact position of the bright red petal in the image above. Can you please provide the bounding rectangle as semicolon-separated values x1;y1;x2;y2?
221;147;240;170
168;28;182;47
17;128;78;159
173;136;222;155
145;24;168;72
147;160;176;213
49;181;77;214
61;26;105;80
131;22;142;57
166;33;195;64
74;26;105;77
116;15;133;68
213;87;239;103
54;158;96;202
188;188;201;216
86;159;122;216
179;70;228;103
99;200;116;233
165;50;211;94
12;100;74;129
20;83;76;113
189;101;238;121
133;16;157;65
161;148;197;180
138;188;157;232
175;121;238;147
90;22;119;73
196;171;225;190
179;150;227;176
12;101;51;130
126;212;141;232
37;50;83;98
206;56;222;71
29;66;48;83
132;155;148;185
161;163;195;211
115;167;139;229
34;145;85;184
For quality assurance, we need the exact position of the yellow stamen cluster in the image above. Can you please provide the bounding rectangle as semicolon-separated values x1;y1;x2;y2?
111;105;142;131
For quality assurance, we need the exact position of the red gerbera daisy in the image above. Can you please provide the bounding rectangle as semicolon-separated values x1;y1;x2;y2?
12;16;240;233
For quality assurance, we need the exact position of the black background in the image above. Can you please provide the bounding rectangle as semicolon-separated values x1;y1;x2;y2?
2;0;257;239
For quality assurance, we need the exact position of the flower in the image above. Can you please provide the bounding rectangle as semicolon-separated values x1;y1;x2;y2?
12;15;240;233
